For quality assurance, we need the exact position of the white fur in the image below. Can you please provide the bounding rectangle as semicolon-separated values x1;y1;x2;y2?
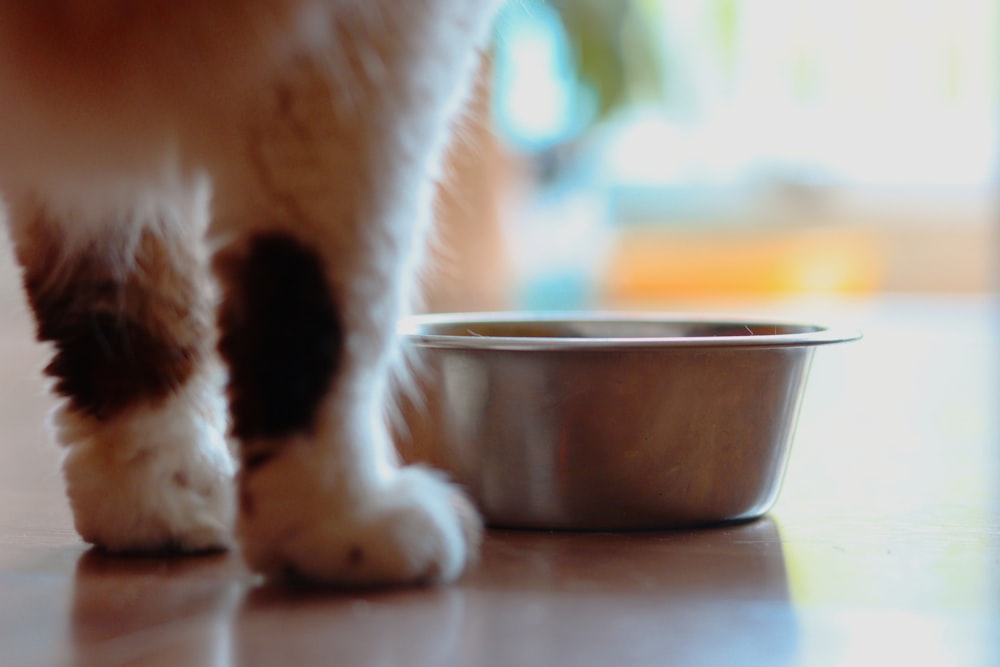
238;440;475;586
57;368;235;553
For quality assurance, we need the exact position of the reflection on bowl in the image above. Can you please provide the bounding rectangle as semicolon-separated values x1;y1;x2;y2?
398;313;860;530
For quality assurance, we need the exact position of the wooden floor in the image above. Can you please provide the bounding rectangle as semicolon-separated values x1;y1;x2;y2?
0;239;997;666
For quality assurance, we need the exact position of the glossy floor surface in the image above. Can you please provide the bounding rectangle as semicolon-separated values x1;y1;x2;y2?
0;241;997;665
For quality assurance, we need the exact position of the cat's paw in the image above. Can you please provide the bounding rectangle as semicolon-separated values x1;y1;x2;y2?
238;456;482;587
59;401;236;553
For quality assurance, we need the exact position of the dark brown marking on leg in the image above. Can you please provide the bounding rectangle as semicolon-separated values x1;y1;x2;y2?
38;309;198;419
216;233;342;440
15;220;211;420
173;471;190;489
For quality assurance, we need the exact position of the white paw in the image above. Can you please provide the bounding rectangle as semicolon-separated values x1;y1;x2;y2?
237;450;482;587
58;394;236;553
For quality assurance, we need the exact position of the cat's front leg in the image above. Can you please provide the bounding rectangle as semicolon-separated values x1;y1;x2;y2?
205;7;495;586
213;226;481;586
5;190;236;553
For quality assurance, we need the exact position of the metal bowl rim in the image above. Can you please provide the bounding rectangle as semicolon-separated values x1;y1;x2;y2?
400;312;862;351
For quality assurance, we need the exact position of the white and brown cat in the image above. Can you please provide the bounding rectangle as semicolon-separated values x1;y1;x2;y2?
0;1;500;586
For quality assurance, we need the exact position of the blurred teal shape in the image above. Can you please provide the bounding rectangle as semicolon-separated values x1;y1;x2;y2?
493;1;586;152
493;0;664;153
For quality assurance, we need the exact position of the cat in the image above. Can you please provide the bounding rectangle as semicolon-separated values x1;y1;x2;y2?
0;1;501;586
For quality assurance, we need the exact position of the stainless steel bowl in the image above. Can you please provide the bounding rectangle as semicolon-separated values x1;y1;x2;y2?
396;313;860;530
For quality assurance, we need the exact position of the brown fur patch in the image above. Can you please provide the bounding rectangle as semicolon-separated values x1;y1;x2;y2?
216;233;342;441
15;217;211;420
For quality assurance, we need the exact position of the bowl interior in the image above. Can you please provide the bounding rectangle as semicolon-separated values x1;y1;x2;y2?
402;315;860;350
419;320;818;339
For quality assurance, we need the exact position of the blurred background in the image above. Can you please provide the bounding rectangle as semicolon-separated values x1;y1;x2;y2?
419;2;1000;627
425;0;998;312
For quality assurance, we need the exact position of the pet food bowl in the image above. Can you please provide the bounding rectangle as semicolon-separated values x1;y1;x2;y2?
396;313;859;530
